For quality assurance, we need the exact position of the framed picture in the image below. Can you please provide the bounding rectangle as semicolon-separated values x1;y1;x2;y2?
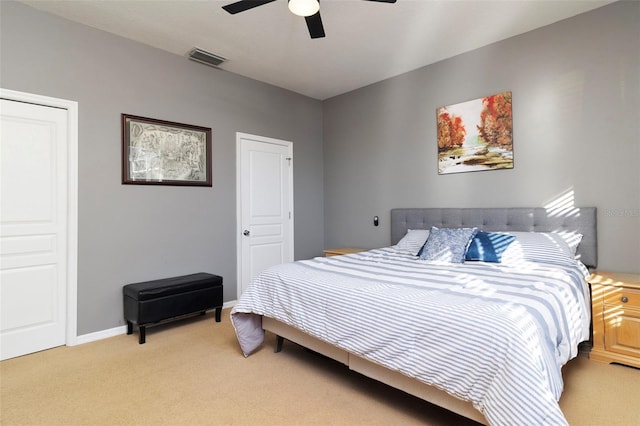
436;91;513;175
121;114;212;186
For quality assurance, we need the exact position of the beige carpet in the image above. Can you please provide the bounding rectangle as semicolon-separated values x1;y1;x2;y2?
2;309;640;426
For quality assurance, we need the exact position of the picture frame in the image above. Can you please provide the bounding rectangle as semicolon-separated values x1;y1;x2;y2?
436;91;513;175
121;114;212;186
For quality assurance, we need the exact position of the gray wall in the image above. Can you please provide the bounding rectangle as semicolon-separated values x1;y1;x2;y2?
0;1;325;335
323;1;639;273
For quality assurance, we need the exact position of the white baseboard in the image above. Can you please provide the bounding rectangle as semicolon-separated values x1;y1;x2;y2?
74;300;237;345
76;325;127;345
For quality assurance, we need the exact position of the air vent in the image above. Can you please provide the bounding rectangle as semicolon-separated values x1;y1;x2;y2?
188;48;226;68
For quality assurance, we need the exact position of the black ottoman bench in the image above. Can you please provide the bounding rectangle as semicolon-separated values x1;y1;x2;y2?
123;272;223;344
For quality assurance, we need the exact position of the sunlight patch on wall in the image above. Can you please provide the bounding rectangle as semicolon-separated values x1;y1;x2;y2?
544;188;579;218
543;189;583;251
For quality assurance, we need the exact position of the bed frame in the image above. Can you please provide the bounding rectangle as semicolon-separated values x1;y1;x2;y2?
263;207;597;424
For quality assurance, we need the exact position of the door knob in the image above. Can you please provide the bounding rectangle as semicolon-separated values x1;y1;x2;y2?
243;230;250;236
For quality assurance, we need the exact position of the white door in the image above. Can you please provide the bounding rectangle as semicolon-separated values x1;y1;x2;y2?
237;133;293;297
1;96;73;360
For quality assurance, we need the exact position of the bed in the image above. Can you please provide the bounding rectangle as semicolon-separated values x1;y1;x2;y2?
231;207;597;425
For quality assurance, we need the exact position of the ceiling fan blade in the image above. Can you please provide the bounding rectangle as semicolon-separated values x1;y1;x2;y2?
222;0;277;15
305;12;325;39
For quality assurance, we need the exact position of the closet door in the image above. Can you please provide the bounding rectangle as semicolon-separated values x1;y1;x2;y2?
237;133;294;297
1;98;69;360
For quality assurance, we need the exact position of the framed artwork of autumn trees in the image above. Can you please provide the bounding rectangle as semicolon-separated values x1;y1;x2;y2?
436;91;513;175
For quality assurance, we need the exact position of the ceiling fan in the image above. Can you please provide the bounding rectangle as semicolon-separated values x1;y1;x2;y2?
222;0;397;39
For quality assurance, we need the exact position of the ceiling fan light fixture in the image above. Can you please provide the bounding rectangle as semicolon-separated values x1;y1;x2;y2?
288;0;319;17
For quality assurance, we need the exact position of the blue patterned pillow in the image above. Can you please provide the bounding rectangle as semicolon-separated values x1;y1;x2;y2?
418;227;478;263
465;231;516;263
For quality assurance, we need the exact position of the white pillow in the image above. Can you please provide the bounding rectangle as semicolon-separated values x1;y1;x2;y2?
501;231;580;265
395;229;430;256
554;231;583;256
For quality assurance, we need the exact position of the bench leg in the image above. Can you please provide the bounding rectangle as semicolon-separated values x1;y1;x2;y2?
139;326;146;344
127;321;133;335
275;335;284;353
215;307;222;322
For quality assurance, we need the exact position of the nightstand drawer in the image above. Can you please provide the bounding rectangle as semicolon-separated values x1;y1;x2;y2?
603;287;640;308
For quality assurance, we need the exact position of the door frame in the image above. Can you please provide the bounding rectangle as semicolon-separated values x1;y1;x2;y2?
1;88;78;347
235;132;294;300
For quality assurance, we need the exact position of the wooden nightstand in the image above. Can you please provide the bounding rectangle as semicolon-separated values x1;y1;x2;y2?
323;247;366;257
589;271;640;368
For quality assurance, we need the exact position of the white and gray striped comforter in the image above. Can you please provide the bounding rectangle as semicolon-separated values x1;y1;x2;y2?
231;247;591;426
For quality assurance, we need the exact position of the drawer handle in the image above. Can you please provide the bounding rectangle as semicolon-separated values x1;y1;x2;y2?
621;296;629;303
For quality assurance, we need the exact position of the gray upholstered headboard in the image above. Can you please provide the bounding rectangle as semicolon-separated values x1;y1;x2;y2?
390;208;597;269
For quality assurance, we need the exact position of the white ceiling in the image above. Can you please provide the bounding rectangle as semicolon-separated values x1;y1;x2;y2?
20;0;613;100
